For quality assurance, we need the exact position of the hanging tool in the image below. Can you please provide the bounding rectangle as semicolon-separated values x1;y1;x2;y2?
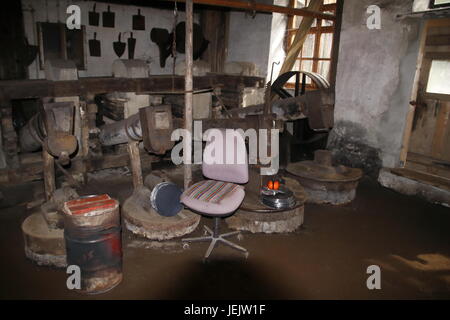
113;33;126;58
89;32;101;57
103;5;115;28
128;32;136;59
132;9;145;30
88;3;99;26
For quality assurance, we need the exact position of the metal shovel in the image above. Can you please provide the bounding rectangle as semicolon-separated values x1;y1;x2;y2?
113;33;126;58
128;32;136;59
89;32;101;57
132;9;145;30
102;5;115;28
88;3;99;26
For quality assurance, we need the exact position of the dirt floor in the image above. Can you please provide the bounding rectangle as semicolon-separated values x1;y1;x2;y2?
0;170;449;300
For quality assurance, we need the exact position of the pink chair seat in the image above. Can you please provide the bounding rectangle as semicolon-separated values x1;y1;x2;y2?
181;180;245;216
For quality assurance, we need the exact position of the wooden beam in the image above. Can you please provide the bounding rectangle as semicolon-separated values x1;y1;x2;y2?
127;140;144;189
0;75;264;101
184;0;194;189
42;150;55;201
163;0;335;20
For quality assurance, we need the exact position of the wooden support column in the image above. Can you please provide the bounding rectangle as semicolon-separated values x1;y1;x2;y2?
43;150;56;201
0;101;20;169
127;140;143;189
201;9;229;72
184;0;194;190
80;99;90;158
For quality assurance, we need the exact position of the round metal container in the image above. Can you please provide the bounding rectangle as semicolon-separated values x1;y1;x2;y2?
260;186;297;210
150;182;183;217
63;194;122;294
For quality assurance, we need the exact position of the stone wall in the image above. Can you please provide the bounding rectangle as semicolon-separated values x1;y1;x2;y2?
327;0;423;178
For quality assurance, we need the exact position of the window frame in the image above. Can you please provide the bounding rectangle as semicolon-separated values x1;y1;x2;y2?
429;0;450;9
284;0;337;89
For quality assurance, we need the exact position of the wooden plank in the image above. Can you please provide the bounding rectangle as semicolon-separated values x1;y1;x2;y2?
0;75;264;101
127;140;144;189
406;151;450;179
425;34;450;46
0;151;156;185
162;0;335;20
431;101;450;160
184;0;194;189
42;150;55;200
390;167;450;192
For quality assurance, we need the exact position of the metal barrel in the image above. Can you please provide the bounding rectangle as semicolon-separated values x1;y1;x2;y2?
19;112;46;152
63;194;122;294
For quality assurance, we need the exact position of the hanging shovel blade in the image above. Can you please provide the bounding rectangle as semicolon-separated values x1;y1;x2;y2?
128;33;136;60
88;3;99;26
113;33;126;58
132;9;145;30
103;5;115;28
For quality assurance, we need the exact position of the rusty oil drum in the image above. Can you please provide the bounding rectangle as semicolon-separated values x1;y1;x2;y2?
63;194;122;294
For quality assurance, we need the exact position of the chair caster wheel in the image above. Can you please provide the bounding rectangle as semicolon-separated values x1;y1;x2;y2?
244;252;249;259
204;230;209;236
182;243;190;249
237;233;244;241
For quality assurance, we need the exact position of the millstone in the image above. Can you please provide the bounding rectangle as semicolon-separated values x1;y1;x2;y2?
226;177;305;234
123;187;200;241
21;213;67;268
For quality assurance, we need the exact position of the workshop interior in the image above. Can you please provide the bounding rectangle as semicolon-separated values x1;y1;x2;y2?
0;0;449;300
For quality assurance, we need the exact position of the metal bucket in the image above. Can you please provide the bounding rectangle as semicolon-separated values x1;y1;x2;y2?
63;194;122;294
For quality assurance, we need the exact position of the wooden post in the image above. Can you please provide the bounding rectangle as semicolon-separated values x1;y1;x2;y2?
127;140;144;189
80;98;90;158
184;0;194;190
43;150;56;201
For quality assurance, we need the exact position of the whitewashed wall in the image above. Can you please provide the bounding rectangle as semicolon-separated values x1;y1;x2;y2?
227;0;274;79
21;0;199;79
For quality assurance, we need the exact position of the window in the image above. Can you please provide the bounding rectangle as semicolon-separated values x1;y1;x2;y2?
426;60;450;95
429;0;450;9
285;0;336;88
37;22;86;70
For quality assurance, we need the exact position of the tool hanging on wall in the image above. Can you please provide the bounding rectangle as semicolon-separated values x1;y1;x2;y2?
170;22;209;60
150;15;209;68
150;28;170;67
113;33;126;58
103;5;115;28
89;32;101;57
88;3;99;26
132;9;145;30
128;32;136;59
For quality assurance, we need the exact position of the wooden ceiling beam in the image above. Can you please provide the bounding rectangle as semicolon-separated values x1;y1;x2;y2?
162;0;336;20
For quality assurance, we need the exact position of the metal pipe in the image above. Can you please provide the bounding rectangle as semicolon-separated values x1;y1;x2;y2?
98;113;142;146
19;112;46;152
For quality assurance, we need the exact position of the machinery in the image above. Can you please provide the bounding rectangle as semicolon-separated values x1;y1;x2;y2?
0;59;338;249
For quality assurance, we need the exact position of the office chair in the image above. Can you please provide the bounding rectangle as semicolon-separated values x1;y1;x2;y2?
181;128;249;259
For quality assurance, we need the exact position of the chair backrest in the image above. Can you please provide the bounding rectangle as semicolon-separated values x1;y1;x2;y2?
202;128;249;184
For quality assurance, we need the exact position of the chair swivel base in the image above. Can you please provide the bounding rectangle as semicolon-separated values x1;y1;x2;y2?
182;224;249;260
